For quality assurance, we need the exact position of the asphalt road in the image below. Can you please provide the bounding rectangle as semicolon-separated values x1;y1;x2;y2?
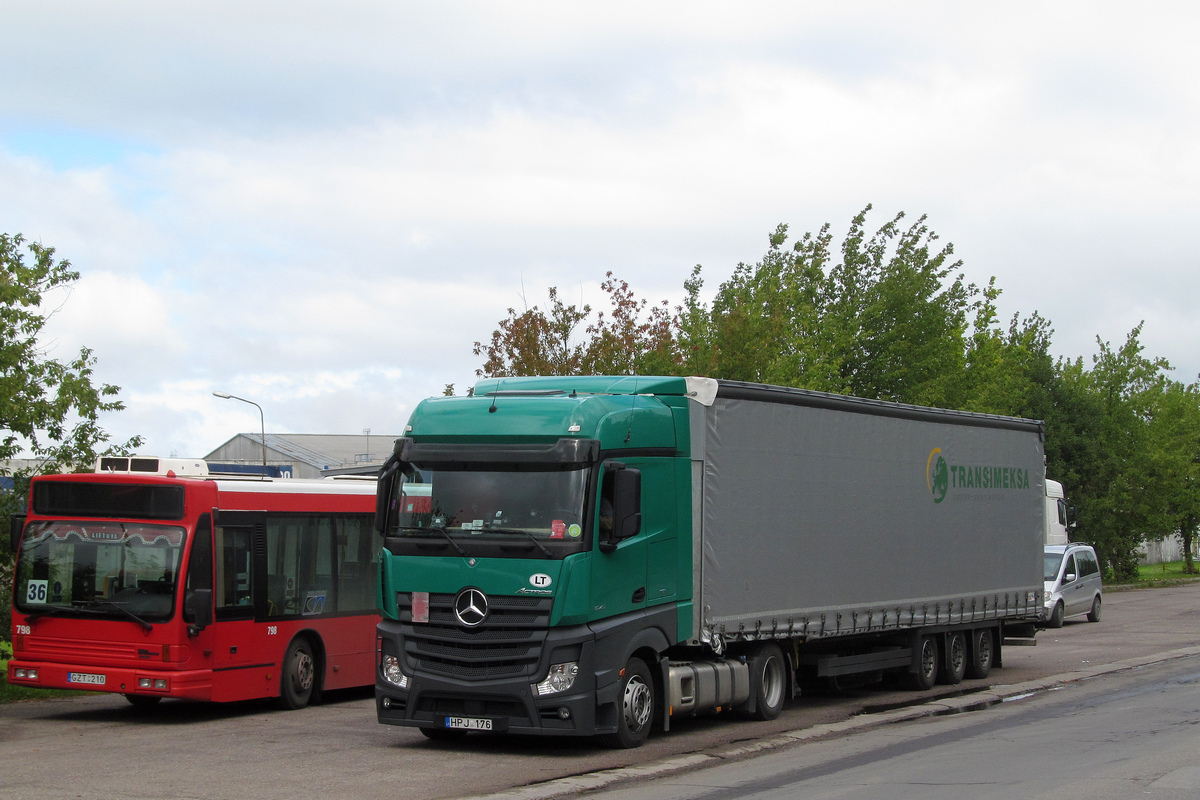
2;583;1198;800
579;651;1200;800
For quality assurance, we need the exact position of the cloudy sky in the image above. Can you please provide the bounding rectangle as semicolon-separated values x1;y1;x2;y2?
2;2;1197;460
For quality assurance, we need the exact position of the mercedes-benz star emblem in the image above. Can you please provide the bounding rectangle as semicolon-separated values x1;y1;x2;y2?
454;588;488;627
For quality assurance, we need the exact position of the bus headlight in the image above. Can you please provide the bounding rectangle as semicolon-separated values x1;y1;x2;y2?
533;662;579;696
382;655;409;689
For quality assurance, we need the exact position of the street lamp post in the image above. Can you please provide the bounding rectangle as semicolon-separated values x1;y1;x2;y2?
213;391;267;475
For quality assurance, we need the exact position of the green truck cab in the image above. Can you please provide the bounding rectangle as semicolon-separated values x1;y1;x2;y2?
374;376;694;747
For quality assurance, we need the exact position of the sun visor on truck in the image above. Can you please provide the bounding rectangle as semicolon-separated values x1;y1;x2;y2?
395;437;601;469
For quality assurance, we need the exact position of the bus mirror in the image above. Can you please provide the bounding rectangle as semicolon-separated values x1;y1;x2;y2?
10;514;26;553
185;589;213;632
612;468;642;542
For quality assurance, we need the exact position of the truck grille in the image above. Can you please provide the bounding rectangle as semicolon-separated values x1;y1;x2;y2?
397;593;552;682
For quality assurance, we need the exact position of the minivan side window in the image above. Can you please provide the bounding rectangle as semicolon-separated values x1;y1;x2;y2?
1063;554;1077;580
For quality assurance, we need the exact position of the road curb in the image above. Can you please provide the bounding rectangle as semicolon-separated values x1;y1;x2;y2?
458;645;1200;800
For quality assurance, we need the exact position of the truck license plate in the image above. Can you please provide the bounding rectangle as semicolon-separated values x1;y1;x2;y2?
67;673;106;685
445;716;492;730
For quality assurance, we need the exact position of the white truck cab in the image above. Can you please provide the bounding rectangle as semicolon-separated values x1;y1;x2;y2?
1044;479;1073;545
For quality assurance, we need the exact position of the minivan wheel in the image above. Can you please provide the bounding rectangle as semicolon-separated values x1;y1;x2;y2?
1047;601;1065;629
1087;596;1102;623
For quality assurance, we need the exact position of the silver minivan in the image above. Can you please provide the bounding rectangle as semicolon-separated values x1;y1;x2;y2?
1042;543;1103;628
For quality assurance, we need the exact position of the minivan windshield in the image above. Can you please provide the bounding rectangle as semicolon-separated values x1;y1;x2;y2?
1044;552;1065;581
387;465;589;556
15;520;186;622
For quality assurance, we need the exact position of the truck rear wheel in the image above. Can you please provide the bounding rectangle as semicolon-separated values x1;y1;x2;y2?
906;635;939;690
966;628;994;679
938;631;966;685
742;643;787;721
598;657;655;749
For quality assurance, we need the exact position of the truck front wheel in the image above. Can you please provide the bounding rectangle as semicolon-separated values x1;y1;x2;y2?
599;657;655;749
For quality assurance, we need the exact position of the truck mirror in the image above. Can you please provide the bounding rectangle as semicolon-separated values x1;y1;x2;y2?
375;460;400;533
184;588;213;632
1067;505;1078;529
10;514;26;554
612;468;642;542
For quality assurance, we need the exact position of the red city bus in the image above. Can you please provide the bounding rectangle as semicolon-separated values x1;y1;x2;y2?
7;457;380;709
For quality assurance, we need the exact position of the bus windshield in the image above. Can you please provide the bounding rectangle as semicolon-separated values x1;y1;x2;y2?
15;520;187;622
388;466;589;550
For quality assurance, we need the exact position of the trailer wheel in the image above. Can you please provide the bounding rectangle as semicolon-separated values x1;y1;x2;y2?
598;657;655;749
906;635;939;690
1047;601;1065;629
939;631;966;685
278;637;316;710
1087;596;1102;623
742;643;787;720
966;628;994;679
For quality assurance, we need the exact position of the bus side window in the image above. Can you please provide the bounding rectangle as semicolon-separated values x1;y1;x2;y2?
215;526;253;608
185;514;214;623
336;515;376;612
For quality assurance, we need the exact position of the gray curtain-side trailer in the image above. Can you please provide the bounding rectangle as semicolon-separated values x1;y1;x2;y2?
669;378;1044;708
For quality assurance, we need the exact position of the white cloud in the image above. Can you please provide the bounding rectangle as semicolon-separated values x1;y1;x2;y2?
4;2;1200;456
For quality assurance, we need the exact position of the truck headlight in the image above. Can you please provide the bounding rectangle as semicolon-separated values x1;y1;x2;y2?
533;662;579;696
381;655;409;689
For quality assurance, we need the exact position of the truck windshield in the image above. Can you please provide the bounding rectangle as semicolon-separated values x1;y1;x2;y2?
388;466;588;552
1043;552;1065;581
14;520;187;622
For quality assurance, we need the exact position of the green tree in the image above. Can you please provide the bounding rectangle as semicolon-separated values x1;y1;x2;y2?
0;233;142;523
1146;380;1200;574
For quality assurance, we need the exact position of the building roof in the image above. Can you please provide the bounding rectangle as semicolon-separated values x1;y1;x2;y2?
205;433;402;471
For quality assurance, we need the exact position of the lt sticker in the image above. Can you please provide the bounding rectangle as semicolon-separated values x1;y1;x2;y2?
530;573;552;589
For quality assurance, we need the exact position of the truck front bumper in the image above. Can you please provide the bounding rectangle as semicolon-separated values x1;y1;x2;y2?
375;619;604;737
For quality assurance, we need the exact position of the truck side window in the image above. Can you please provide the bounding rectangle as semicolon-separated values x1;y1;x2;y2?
598;473;615;539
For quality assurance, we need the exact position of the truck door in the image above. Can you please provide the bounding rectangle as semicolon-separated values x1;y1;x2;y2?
589;462;648;620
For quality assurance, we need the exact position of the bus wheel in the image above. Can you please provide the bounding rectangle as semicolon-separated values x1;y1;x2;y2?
278;637;316;709
124;694;161;710
598;657;655;749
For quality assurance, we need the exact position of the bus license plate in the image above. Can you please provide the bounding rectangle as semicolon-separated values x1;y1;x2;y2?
67;673;106;685
445;716;492;731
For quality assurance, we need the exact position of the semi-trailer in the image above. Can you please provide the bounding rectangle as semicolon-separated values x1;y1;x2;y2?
374;376;1044;747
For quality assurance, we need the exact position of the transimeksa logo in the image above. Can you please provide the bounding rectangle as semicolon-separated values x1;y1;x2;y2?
927;448;949;503
928;447;1030;504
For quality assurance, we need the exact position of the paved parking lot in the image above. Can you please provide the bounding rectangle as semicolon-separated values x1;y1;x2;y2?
2;583;1197;800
